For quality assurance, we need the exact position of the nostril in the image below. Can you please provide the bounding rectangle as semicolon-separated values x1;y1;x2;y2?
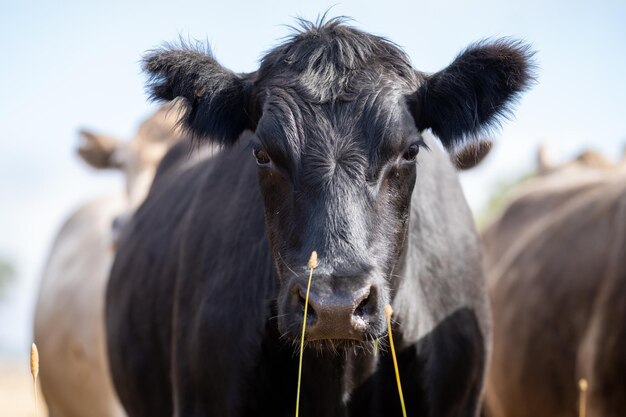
353;286;377;320
297;291;306;312
297;290;317;325
354;293;371;318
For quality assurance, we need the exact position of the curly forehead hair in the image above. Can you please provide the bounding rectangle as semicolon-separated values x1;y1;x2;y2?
256;17;420;103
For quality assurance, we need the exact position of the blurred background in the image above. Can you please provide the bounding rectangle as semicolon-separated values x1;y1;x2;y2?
0;0;624;413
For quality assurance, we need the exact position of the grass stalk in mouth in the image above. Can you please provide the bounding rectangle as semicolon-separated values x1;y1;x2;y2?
385;304;407;417
295;251;318;417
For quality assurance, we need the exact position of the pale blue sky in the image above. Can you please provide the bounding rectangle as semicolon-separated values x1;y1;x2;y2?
0;0;625;354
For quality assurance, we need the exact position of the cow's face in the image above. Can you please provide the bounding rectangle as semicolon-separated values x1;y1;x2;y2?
250;91;422;342
143;20;534;346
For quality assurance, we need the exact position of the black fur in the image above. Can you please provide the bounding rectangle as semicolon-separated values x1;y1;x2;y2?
256;17;417;103
107;18;534;417
411;39;536;150
143;41;254;145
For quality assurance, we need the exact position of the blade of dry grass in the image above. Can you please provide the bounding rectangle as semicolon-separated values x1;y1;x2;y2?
579;378;588;417
385;305;407;417
30;342;40;417
295;251;318;417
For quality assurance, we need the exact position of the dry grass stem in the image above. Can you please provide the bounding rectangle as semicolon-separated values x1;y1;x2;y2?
385;305;407;417
579;378;588;417
295;251;318;417
30;343;40;417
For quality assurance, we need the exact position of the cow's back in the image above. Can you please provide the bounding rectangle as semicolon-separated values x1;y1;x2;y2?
482;170;611;277
484;172;626;417
35;194;126;417
577;178;626;417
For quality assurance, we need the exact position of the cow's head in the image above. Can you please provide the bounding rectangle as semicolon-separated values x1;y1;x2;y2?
143;19;534;346
78;103;182;242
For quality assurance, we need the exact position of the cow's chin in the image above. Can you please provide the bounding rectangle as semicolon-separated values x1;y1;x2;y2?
291;337;381;356
277;321;385;355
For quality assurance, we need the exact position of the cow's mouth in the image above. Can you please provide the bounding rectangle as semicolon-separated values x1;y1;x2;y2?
288;336;385;355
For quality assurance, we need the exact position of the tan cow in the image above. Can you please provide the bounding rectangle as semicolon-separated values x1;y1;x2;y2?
482;147;626;417
33;103;184;417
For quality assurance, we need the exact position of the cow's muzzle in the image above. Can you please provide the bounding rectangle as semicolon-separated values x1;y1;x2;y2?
281;272;385;341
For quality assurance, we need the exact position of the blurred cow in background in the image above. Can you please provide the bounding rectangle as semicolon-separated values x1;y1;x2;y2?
483;147;626;417
33;103;186;417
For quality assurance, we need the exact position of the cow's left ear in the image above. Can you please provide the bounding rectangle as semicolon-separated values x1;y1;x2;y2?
143;42;255;146
411;39;536;151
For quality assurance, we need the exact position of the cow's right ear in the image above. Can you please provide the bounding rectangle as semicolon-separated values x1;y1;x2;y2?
77;130;123;169
143;43;254;146
411;39;535;151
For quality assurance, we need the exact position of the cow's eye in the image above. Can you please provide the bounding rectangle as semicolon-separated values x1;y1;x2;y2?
253;148;272;166
402;143;420;161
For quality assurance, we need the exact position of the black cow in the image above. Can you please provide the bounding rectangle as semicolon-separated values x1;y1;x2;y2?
106;18;534;417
